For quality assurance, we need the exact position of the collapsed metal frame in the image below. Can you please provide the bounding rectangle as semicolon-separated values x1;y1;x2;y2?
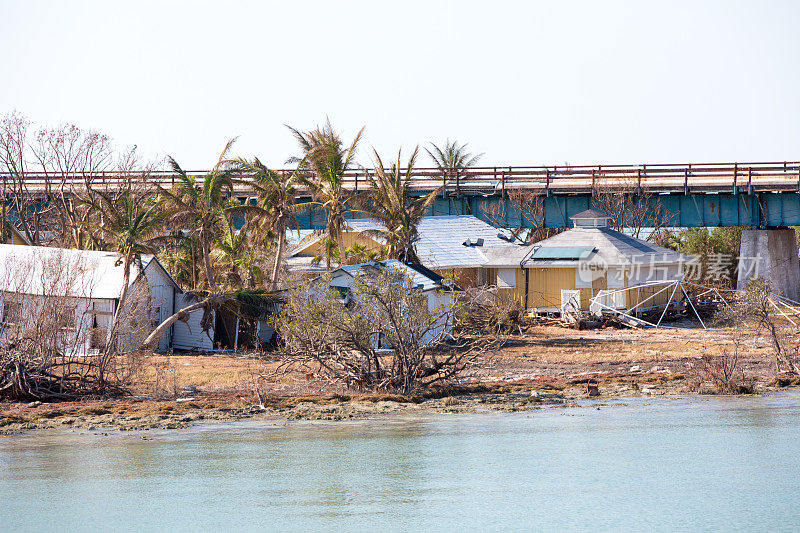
587;279;800;330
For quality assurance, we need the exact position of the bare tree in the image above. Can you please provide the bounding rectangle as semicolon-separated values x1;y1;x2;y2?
0;111;136;248
695;334;753;394
30;122;114;248
480;189;560;243
591;178;675;239
0;111;49;244
724;278;800;375
269;268;496;394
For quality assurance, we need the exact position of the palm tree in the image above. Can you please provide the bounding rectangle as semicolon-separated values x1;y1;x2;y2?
161;233;202;290
366;147;440;264
86;187;170;353
160;140;237;291
212;217;263;289
234;157;300;290
287;120;364;271
425;139;483;184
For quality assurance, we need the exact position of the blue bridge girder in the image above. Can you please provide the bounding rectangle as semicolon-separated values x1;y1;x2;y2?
294;192;800;230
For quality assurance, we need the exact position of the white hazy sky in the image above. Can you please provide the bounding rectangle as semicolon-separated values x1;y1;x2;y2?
3;0;799;169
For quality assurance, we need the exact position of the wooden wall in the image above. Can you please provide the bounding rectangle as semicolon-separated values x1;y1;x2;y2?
294;232;382;257
486;265;683;312
436;268;483;288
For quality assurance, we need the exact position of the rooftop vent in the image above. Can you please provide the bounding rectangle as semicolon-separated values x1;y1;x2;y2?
462;238;485;247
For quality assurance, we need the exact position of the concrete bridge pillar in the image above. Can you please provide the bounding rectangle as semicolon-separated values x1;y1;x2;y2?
737;229;800;301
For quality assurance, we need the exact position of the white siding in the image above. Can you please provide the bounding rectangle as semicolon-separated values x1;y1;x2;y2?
628;262;683;285
425;290;455;345
171;293;215;351
607;266;625;288
143;262;176;352
0;294;115;358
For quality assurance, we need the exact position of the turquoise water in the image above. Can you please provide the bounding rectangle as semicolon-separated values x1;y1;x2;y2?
2;394;800;532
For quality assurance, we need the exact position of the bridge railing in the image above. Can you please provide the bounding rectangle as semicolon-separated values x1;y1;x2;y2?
1;161;799;195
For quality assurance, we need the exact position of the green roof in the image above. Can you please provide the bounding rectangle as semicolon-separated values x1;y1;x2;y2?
531;246;596;261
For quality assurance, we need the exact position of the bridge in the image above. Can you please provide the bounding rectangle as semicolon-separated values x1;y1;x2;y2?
4;160;800;228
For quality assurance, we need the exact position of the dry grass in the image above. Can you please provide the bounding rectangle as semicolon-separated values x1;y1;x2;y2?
491;325;731;364
74;325;792;400
132;353;257;395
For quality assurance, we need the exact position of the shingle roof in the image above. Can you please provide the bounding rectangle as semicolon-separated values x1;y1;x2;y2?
479;245;535;268
343;215;517;269
569;209;610;220
0;244;179;299
522;227;685;267
333;260;454;292
285;255;328;274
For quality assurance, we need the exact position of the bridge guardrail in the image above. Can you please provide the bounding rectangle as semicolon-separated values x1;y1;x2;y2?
2;161;800;195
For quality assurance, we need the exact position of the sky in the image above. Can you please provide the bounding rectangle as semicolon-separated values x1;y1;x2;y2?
3;0;800;170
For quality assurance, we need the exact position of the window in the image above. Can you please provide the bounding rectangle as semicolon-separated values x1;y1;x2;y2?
333;286;350;300
497;269;516;289
1;301;21;325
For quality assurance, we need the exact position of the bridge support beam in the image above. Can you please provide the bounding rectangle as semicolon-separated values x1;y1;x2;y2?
737;229;800;301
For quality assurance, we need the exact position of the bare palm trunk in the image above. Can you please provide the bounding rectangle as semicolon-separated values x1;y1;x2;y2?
335;217;346;267
270;216;286;290
200;229;215;289
325;221;333;272
107;251;134;352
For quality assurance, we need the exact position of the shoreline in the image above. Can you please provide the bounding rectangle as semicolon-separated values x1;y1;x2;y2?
3;374;798;436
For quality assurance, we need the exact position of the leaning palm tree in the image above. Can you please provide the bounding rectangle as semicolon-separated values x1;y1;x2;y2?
234;157;301;289
425;139;483;183
85;187;170;355
287;120;364;271
365;147;440;264
160;140;237;291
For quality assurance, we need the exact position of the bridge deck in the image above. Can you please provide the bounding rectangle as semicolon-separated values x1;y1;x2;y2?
3;161;799;195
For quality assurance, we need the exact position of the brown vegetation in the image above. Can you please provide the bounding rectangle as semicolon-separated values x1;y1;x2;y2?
267;269;501;396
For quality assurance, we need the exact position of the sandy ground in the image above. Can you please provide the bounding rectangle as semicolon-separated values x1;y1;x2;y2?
2;323;797;435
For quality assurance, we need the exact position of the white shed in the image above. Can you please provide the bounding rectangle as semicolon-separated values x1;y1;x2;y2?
0;244;181;355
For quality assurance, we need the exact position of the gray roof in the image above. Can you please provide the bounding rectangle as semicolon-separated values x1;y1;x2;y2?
285;255;328;274
523;227;686;267
343;215;518;269
570;209;610;220
332;260;452;292
479;245;535;268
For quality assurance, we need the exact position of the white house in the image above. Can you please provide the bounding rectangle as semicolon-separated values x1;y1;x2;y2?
317;259;460;345
0;244;181;355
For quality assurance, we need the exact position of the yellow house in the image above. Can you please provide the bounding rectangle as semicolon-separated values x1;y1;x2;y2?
286;215;522;288
483;210;687;313
3;223;30;245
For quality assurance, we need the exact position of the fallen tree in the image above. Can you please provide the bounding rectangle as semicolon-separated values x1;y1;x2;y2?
140;290;280;351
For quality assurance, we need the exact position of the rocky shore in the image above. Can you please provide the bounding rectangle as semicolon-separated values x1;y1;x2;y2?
4;371;796;435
